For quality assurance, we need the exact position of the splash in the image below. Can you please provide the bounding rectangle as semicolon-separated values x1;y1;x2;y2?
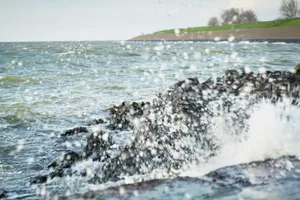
183;99;300;177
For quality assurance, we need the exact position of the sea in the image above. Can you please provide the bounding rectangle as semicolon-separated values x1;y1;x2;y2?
1;40;300;199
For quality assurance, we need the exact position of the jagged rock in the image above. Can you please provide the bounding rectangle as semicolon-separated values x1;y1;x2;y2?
91;78;238;183
107;101;151;130
84;131;113;161
61;127;88;137
91;69;300;184
31;130;113;183
30;169;64;185
86;118;106;126
48;151;82;169
0;190;6;198
295;64;300;76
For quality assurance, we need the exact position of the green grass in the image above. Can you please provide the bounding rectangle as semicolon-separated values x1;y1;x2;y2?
155;18;300;34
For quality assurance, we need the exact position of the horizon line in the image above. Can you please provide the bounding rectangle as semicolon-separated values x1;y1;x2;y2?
0;39;128;43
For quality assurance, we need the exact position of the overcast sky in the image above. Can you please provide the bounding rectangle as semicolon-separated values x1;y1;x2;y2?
0;0;283;41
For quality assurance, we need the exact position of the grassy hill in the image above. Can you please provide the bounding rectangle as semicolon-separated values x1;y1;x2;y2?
155;18;300;34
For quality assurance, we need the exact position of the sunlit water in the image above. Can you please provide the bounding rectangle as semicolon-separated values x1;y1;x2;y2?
1;41;300;199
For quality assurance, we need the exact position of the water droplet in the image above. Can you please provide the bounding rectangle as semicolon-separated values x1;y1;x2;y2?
228;36;235;42
16;140;25;152
119;187;126;195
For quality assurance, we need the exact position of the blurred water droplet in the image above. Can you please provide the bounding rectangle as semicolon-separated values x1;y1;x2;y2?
228;36;235;42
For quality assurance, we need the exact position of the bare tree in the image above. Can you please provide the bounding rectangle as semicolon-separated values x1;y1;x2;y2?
240;10;258;23
221;8;241;25
208;17;219;26
280;0;300;19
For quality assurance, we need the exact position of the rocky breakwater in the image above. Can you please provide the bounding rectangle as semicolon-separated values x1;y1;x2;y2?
31;66;300;189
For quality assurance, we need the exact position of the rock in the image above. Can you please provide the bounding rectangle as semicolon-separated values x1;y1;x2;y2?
107;101;150;130
30;174;48;185
48;151;82;169
84;131;113;161
0;190;6;198
295;64;300;76
31;130;113;183
86;118;106;126
30;169;64;185
61;127;88;137
91;76;233;183
90;69;300;184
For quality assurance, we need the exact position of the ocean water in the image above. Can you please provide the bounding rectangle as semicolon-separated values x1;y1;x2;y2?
1;40;300;199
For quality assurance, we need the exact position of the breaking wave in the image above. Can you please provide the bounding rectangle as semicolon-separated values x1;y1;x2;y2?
183;99;300;177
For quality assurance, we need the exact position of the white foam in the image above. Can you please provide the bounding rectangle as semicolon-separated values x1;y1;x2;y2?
272;42;287;45
182;99;300;177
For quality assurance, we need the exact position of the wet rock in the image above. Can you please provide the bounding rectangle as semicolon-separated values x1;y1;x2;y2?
61;127;88;137
90;144;159;184
0;190;6;198
48;151;82;169
107;101;150;130
31;129;113;184
86;118;106;126
293;64;300;78
92;77;232;183
84;131;113;161
31;151;82;184
206;155;300;188
30;169;64;184
91;69;300;184
30;174;48;185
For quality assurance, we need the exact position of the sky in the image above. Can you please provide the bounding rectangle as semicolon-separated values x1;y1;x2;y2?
0;0;283;41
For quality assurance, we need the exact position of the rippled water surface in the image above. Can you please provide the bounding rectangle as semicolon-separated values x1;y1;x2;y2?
1;41;300;199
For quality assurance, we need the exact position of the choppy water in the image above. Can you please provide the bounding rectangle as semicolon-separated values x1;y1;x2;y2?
1;41;300;199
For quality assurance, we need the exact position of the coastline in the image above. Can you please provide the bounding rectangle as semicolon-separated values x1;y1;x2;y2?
129;26;300;41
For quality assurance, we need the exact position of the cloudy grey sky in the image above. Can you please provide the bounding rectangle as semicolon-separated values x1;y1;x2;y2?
0;0;283;41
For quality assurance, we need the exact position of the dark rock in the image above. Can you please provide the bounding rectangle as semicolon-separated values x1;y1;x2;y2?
294;64;300;76
31;151;82;184
86;118;106;126
0;190;6;198
61;127;88;137
90;69;300;184
32;129;113;183
48;151;82;169
30;174;48;184
84;131;113;161
107;101;150;130
30;169;64;184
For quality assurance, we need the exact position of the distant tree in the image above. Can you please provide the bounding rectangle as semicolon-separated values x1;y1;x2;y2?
208;17;219;26
221;8;241;25
240;10;258;23
280;0;300;19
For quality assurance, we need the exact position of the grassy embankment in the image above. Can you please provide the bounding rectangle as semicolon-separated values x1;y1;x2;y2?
155;18;300;34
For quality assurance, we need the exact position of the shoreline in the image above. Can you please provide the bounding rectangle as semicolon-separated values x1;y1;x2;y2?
129;26;300;41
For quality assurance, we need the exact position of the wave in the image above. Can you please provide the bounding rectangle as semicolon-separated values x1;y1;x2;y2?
103;86;127;90
0;76;39;83
0;103;39;127
183;100;300;177
272;42;287;45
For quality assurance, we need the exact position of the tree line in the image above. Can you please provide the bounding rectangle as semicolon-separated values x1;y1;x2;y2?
208;0;300;26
